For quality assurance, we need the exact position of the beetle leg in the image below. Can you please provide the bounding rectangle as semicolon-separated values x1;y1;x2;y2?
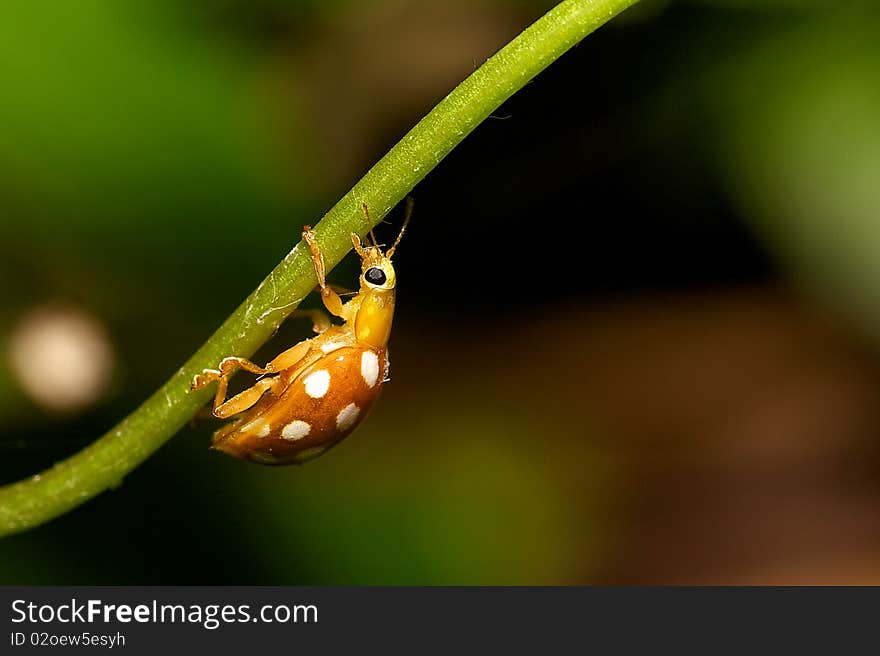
191;340;311;412
211;341;316;418
191;356;265;412
213;377;279;419
262;340;312;372
302;226;346;319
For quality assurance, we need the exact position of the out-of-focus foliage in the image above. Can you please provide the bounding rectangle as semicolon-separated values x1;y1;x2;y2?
0;2;303;238
714;4;880;334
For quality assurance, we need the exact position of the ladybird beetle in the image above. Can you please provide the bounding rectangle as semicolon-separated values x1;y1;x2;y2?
191;200;411;465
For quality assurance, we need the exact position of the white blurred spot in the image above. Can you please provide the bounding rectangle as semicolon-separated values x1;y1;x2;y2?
8;304;114;412
303;369;330;398
335;402;360;431
360;351;379;388
282;420;311;441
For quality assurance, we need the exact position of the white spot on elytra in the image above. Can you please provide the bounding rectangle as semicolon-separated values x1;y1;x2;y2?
336;403;360;431
242;418;270;438
361;351;379;388
282;420;311;441
303;369;330;398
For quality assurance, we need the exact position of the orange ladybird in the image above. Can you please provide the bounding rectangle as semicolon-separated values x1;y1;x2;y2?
191;200;410;465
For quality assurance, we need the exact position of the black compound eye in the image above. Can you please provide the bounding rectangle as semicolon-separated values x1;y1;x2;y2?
365;267;387;286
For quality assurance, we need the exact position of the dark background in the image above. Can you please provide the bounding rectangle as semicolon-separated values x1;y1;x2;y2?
2;0;880;583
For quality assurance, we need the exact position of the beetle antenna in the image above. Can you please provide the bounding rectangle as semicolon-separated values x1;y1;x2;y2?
387;197;413;258
360;202;379;248
351;233;367;259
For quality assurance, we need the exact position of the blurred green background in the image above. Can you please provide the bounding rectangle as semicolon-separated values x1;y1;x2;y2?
3;0;880;584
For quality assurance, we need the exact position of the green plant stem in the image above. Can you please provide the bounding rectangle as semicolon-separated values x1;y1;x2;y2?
0;0;639;536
